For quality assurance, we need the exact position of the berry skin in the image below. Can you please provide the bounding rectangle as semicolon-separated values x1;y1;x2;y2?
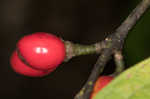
10;32;66;77
90;76;113;99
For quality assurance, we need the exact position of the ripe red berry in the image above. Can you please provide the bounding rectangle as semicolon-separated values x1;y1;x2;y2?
10;32;66;77
90;76;113;99
10;51;54;77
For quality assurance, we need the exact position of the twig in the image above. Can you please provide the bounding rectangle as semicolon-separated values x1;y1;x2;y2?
74;0;150;99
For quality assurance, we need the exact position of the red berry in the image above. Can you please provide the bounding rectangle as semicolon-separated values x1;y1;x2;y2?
10;32;66;77
91;76;113;99
17;32;65;70
10;51;55;77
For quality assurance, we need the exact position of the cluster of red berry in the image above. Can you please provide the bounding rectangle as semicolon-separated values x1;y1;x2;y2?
10;32;113;98
10;32;66;77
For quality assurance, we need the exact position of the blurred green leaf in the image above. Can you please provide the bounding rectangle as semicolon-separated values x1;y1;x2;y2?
94;57;150;99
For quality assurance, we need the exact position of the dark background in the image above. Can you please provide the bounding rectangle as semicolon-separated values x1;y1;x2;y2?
0;0;150;99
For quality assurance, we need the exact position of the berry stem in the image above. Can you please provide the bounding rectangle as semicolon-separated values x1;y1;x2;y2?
113;50;125;76
64;41;106;61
